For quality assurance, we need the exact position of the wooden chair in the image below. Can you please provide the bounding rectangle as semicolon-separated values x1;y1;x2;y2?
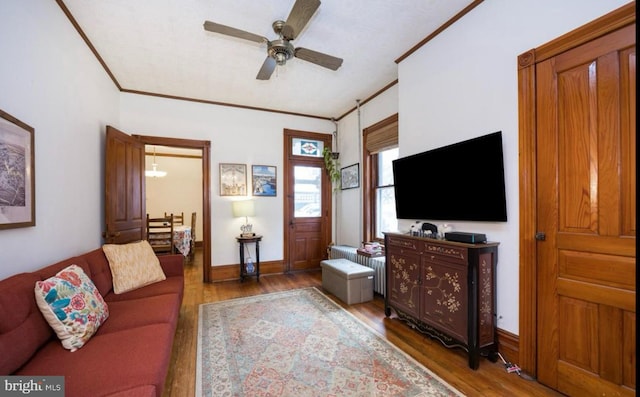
165;212;184;226
147;213;175;254
189;212;197;262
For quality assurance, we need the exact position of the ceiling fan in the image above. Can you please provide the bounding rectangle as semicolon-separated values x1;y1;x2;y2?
203;0;343;80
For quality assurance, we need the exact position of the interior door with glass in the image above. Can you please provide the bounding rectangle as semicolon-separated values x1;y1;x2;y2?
283;129;332;272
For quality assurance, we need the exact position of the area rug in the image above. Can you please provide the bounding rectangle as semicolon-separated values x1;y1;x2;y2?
196;287;463;396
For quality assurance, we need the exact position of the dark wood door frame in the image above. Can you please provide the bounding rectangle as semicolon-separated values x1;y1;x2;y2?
283;129;333;272
134;134;212;283
517;2;635;377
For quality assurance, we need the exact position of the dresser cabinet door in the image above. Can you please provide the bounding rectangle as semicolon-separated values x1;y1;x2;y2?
387;249;422;318
420;257;468;343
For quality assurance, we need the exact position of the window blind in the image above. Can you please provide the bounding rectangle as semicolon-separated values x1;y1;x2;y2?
364;113;398;153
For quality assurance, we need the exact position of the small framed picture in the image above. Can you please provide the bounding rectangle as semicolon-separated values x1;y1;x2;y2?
252;165;277;197
0;109;35;229
219;163;247;196
340;163;359;190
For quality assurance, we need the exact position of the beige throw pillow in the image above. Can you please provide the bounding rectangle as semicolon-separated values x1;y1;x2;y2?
102;240;166;294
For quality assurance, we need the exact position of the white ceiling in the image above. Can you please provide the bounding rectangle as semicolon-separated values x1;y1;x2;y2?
62;0;476;119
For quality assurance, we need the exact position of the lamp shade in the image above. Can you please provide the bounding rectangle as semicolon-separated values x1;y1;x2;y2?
145;164;167;178
145;146;167;178
232;200;255;217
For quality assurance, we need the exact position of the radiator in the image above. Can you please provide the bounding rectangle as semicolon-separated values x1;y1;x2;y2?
329;245;386;295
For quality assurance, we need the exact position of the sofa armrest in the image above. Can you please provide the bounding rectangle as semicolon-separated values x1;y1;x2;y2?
158;254;184;277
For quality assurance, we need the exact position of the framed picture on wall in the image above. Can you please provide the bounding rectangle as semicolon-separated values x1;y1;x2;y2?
0;109;35;229
340;163;359;190
219;163;247;196
252;165;277;197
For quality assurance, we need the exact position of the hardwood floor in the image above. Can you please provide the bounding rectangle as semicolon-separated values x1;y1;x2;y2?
163;250;564;396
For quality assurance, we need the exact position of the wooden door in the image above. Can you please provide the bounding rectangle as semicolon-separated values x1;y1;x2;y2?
283;129;332;272
104;126;146;244
535;23;636;396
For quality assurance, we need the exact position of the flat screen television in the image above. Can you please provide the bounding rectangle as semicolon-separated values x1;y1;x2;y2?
392;131;507;222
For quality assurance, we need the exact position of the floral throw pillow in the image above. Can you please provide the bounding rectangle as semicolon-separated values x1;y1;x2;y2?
34;265;109;352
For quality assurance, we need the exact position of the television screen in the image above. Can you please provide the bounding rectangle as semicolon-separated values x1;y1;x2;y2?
392;131;507;222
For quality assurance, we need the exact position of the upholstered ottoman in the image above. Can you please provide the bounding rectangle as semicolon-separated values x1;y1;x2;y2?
321;259;374;304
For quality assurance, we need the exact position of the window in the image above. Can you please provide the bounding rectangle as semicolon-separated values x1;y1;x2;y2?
293;165;322;217
374;148;398;239
362;114;398;243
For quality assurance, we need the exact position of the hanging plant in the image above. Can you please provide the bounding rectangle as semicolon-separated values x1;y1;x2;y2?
322;147;341;186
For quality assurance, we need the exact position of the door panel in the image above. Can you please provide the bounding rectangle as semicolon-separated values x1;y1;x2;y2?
104;126;145;244
291;226;323;271
536;23;635;396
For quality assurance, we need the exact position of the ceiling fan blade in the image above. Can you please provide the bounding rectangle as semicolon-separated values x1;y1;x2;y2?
203;21;267;44
294;47;343;71
283;0;321;40
256;56;277;80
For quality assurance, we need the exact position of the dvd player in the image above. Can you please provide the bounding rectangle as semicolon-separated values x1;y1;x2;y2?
445;231;487;244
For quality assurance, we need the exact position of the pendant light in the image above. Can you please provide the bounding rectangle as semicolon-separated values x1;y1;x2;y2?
145;146;167;178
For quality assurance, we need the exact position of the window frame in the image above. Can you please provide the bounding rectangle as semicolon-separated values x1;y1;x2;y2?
362;113;398;244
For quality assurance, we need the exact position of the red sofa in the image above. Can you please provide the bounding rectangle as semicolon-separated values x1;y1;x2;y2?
0;248;184;397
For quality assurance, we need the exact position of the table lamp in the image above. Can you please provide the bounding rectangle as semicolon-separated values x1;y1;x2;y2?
232;200;255;237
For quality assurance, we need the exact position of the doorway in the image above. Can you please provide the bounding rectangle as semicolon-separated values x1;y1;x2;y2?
283;129;333;272
144;144;202;255
135;134;212;283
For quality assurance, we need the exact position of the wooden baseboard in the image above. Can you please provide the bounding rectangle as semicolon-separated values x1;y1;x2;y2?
497;328;519;365
209;260;285;282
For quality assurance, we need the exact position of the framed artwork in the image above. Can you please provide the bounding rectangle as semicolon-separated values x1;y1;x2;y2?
340;163;359;190
252;165;277;197
219;163;247;196
0;109;35;229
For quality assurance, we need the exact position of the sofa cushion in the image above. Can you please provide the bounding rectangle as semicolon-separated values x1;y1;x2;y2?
83;248;114;297
103;276;184;303
0;272;53;374
37;249;115;298
97;293;181;335
34;265;109;352
102;241;166;294
103;385;157;397
16;324;175;397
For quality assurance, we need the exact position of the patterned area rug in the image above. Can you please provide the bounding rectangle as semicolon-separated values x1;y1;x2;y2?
196;287;463;396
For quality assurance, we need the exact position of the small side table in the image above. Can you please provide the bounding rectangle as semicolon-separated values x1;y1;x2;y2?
236;235;262;282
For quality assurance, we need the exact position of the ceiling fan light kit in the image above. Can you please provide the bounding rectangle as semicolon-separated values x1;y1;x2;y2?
203;0;343;80
267;36;294;66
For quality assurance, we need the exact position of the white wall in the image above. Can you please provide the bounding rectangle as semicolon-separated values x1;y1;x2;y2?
119;93;332;266
335;86;399;247
397;0;629;334
0;1;120;279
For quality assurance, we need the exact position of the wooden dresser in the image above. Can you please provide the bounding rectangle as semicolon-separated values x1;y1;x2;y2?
384;232;499;369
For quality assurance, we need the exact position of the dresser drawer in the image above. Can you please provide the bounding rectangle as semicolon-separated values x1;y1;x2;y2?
422;242;467;265
386;235;419;252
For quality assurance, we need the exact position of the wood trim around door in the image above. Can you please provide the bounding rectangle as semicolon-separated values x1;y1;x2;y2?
517;2;636;377
133;134;212;283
